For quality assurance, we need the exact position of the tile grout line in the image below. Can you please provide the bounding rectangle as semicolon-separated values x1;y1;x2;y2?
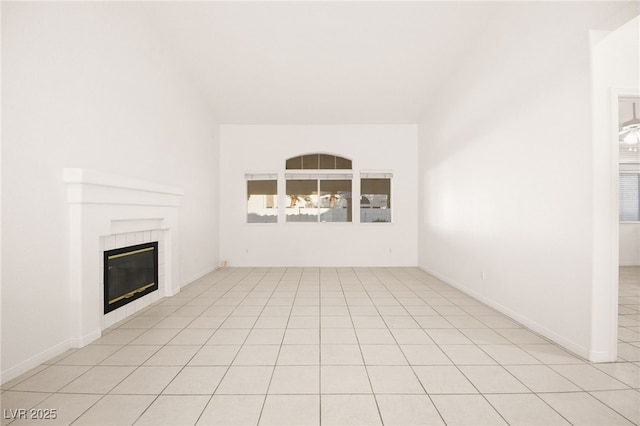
134;267;259;426
384;268;576;425
368;266;449;425
190;266;271;426
256;266;303;426
3;266;638;425
340;267;386;425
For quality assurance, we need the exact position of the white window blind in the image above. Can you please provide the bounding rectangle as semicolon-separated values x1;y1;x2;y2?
620;172;640;222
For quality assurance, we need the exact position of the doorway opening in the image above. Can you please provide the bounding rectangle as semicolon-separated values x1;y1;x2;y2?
616;96;640;361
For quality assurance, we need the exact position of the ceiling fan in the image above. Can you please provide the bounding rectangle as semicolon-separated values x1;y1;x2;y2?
619;102;640;152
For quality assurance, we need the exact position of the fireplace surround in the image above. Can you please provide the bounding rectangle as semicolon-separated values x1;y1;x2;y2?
64;168;183;345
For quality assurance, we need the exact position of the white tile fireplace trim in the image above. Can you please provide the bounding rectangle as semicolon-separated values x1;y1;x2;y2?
63;168;184;347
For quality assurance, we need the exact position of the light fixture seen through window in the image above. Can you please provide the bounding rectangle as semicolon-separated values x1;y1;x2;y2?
620;102;640;152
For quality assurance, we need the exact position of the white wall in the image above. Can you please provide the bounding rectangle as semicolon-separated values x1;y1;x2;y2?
220;125;418;267
417;5;638;360
591;16;640;359
620;224;640;265
1;2;219;382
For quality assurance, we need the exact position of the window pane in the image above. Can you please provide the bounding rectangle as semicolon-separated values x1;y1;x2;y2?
620;173;640;221
335;156;352;169
319;154;335;169
286;156;303;170
320;180;352;222
247;180;277;223
286;180;318;222
302;154;319;169
361;178;391;223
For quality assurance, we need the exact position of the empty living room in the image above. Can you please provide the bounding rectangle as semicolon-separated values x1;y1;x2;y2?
1;1;639;425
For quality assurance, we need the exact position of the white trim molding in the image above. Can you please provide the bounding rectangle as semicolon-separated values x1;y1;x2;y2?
63;168;183;347
419;266;592;361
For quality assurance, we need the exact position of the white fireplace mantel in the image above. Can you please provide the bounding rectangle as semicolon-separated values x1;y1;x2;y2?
63;168;184;205
63;168;183;347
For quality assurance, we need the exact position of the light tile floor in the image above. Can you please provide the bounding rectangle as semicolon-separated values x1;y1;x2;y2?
1;267;638;425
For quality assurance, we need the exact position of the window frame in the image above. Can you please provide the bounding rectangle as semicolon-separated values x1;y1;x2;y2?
285;171;353;223
245;172;279;224
244;156;395;226
360;171;393;224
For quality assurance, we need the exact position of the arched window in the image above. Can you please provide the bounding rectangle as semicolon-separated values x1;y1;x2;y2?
285;153;352;222
286;153;352;170
245;153;392;224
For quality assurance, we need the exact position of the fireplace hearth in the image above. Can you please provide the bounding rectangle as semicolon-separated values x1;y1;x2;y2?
104;242;159;314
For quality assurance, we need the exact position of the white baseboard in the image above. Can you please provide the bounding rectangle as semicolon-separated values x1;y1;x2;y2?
1;326;104;385
180;265;218;289
589;349;618;363
70;328;102;348
1;339;73;385
1;266;221;385
418;265;594;361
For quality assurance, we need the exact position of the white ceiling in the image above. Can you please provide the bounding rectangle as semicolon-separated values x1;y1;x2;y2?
135;1;638;124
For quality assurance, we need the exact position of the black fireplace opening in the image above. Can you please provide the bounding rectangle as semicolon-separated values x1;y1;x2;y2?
104;242;159;314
